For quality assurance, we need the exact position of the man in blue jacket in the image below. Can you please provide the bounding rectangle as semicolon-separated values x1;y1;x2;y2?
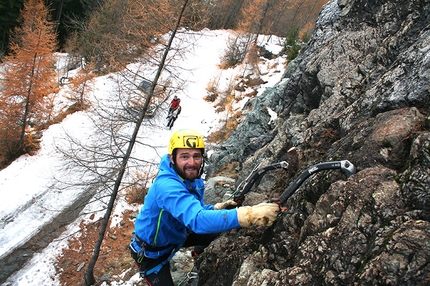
130;129;280;285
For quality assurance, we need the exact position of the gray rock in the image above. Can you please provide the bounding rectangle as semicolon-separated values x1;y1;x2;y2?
200;0;430;285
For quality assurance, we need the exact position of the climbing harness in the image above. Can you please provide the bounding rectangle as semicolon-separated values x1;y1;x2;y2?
133;235;189;278
143;242;184;277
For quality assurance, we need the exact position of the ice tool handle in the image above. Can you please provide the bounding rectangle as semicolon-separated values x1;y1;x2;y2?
273;160;356;206
230;161;289;207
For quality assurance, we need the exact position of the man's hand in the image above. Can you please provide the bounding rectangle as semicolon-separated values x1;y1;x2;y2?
214;200;237;210
236;203;280;227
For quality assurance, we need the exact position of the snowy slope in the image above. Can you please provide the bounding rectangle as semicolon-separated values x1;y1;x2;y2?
0;29;286;285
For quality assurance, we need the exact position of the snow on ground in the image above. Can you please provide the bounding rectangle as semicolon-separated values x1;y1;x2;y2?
0;29;286;285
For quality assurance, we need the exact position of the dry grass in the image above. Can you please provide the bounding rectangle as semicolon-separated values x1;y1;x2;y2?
51;101;90;125
204;92;218;102
207;110;242;144
204;77;223;103
126;185;148;205
214;161;240;179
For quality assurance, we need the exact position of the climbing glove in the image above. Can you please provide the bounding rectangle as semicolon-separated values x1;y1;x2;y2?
214;200;237;210
236;203;280;227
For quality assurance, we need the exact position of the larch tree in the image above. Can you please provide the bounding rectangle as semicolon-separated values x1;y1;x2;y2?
239;0;270;36
0;0;58;163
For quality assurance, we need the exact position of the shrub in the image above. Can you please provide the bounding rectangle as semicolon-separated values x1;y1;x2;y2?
279;26;304;62
125;170;155;204
287;44;302;61
127;185;148;205
219;34;249;69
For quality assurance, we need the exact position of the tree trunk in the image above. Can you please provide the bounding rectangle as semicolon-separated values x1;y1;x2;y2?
222;0;245;28
20;43;39;151
54;0;64;33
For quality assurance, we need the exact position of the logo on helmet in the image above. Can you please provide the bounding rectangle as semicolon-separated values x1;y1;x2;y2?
185;136;198;148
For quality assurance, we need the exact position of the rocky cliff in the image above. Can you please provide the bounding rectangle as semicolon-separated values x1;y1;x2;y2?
201;0;430;285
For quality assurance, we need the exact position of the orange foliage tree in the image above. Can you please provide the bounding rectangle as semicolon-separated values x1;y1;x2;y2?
0;0;58;164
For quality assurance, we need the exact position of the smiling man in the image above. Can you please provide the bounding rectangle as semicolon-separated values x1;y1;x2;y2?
129;129;280;285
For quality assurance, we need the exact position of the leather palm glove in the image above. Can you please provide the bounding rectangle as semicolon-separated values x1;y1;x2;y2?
236;203;280;227
214;200;237;210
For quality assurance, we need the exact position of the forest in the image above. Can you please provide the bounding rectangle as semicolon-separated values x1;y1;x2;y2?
1;0;327;58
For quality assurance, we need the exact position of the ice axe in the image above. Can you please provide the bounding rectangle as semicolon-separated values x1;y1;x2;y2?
226;161;289;208
271;160;357;208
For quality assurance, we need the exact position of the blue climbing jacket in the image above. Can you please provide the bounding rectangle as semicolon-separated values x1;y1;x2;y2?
131;154;240;259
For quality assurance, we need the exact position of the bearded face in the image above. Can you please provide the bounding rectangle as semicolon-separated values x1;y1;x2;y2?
170;148;203;180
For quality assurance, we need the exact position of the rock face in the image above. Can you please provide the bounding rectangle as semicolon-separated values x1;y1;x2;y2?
201;0;430;285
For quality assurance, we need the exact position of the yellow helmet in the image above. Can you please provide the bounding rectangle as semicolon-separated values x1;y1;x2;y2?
168;129;205;155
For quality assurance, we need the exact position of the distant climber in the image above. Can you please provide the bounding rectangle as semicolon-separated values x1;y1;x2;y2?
168;96;180;115
167;105;181;129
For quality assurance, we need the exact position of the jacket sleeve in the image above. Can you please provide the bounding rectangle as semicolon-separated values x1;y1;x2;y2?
157;179;240;234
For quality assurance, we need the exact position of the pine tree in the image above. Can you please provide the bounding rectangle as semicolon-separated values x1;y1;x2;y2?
0;0;58;164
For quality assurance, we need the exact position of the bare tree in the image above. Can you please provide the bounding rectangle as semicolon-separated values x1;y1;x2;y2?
64;0;191;73
81;0;191;284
